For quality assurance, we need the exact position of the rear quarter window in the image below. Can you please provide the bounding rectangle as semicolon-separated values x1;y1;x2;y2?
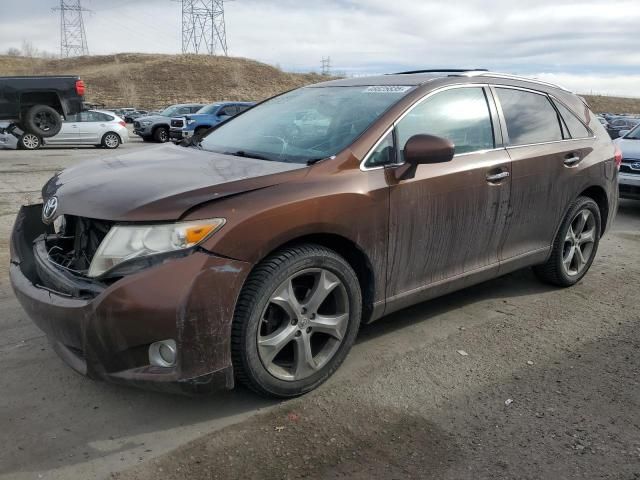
553;100;591;139
496;88;563;146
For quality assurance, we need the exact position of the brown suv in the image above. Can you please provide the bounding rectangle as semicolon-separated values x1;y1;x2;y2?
10;70;619;397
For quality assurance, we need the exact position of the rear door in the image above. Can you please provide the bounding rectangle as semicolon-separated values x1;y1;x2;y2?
494;86;596;261
384;85;512;297
77;111;105;143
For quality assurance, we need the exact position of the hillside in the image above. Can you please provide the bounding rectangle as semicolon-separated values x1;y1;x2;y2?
1;53;638;113
581;94;640;115
0;53;329;109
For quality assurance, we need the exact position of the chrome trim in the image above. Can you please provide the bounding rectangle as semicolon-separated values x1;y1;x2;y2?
505;137;595;150
471;72;571;92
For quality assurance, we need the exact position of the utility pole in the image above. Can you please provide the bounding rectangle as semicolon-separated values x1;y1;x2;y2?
53;0;90;57
321;56;331;76
181;0;228;55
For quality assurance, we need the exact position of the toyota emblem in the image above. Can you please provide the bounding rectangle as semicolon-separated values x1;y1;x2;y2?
42;196;59;223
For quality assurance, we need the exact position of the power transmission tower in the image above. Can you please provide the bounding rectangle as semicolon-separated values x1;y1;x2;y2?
53;0;90;57
181;0;228;55
321;57;331;76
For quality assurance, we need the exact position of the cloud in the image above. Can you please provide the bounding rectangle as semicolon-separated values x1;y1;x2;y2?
0;0;638;96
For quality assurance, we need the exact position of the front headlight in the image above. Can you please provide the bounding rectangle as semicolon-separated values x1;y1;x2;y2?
87;218;225;278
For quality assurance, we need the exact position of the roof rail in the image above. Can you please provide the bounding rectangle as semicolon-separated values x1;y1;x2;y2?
391;69;489;75
467;71;571;92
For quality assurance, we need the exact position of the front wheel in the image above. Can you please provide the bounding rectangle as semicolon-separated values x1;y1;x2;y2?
153;127;169;143
18;133;42;150
533;196;601;287
232;244;362;398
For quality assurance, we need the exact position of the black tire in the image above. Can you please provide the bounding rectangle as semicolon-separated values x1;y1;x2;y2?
22;105;62;138
533;196;601;287
101;132;121;149
232;244;362;398
153;126;169;143
18;133;42;150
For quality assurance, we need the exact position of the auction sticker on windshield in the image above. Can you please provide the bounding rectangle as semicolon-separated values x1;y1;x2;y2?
363;86;412;93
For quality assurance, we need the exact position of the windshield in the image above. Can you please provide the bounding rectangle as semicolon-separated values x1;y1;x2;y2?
199;86;413;164
623;124;640;139
160;106;181;117
197;104;221;115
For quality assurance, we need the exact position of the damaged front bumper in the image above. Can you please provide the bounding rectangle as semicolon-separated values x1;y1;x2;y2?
9;204;252;394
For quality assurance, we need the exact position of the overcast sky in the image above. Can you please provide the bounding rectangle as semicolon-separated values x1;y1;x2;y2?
1;0;639;96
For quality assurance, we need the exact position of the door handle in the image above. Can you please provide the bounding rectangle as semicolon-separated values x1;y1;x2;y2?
486;171;510;183
564;154;581;166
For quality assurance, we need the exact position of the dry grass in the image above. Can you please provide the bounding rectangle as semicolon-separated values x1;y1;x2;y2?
1;53;638;114
0;53;329;109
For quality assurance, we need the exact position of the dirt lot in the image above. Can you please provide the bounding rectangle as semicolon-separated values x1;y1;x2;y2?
1;137;639;479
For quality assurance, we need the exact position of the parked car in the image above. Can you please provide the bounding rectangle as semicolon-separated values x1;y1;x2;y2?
0;75;85;137
134;104;206;143
169;102;254;142
123;110;148;124
614;125;640;199
607;117;640;139
17;110;129;150
10;70;618;398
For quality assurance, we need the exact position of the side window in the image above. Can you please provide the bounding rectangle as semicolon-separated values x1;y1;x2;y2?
78;111;92;122
553;100;591;139
237;105;250;114
219;106;236;117
396;87;494;158
190;106;204;113
496;88;563;145
365;131;395;168
176;107;190;115
65;113;79;123
92;112;112;122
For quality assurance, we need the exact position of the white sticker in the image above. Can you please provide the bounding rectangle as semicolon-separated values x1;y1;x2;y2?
363;86;412;93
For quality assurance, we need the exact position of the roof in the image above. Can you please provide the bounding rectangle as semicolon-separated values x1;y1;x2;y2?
311;70;570;93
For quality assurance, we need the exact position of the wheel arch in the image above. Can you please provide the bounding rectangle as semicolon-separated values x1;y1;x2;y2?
250;233;377;324
19;91;64;116
101;131;122;144
578;185;609;236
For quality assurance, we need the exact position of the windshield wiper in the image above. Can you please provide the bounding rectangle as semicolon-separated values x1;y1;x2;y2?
225;150;273;161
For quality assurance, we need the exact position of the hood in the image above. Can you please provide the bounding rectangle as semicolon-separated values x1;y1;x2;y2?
135;114;170;123
42;143;307;222
184;113;216;120
614;137;640;160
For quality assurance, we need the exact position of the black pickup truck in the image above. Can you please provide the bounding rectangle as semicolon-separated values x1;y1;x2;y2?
0;76;85;138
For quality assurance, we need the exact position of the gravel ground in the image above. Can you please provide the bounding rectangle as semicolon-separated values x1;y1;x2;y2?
1;138;639;479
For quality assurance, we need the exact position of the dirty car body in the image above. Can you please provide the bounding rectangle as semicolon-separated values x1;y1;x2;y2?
10;71;618;396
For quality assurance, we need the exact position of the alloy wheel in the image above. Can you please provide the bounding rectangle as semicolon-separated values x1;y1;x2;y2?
104;133;119;148
562;209;596;276
33;111;56;132
257;268;349;381
21;134;40;149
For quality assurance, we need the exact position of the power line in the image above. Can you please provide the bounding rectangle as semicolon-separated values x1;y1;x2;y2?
321;56;331;76
53;0;90;57
180;0;228;55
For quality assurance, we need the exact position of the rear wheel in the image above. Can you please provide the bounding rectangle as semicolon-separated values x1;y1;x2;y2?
153;127;169;143
18;133;42;150
23;105;62;138
533;196;601;287
101;132;120;149
232;244;362;398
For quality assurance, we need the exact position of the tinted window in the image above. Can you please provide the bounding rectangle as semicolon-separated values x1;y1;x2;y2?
553;101;590;138
92;112;114;122
396;87;494;157
365;131;395;168
237;105;251;114
496;88;562;145
190;106;204;113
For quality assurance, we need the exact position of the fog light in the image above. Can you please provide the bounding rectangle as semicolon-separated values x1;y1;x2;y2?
149;339;177;367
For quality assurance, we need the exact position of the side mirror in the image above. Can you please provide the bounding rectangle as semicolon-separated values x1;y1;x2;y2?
403;134;455;165
618;130;630;138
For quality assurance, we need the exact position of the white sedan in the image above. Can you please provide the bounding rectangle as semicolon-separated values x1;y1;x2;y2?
19;110;129;150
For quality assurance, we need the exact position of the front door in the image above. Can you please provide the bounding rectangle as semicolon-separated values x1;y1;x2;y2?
385;86;511;299
48;113;82;143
